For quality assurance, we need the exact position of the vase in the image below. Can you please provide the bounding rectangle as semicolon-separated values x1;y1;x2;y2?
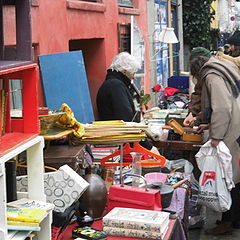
79;166;108;220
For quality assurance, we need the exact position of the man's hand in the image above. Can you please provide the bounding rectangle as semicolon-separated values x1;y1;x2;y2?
211;138;220;147
183;112;196;127
196;124;209;133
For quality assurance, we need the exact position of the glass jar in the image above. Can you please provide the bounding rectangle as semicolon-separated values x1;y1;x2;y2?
130;152;144;187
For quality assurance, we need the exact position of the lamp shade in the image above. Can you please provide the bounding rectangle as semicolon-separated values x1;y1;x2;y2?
158;27;179;44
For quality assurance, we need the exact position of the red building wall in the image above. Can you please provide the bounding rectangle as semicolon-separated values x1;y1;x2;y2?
4;0;150;120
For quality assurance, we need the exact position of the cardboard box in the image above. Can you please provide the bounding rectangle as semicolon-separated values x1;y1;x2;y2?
16;165;89;212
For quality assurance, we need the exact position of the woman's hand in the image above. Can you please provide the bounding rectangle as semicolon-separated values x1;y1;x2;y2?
183;112;196;127
150;146;160;155
211;138;221;147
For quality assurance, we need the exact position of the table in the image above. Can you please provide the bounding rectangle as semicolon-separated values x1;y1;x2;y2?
58;218;187;240
152;140;202;180
153;140;202;162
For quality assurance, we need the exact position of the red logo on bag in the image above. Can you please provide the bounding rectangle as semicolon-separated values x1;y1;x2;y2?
201;171;216;186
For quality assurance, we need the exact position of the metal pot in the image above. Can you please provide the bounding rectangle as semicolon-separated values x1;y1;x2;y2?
148;182;174;209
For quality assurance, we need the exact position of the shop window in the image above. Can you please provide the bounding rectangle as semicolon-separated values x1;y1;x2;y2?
0;0;32;70
118;23;131;53
118;0;133;8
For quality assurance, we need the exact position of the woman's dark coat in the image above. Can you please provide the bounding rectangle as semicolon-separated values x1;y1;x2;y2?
97;69;137;122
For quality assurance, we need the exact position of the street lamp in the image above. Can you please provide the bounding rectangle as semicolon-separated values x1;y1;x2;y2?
158;27;179;44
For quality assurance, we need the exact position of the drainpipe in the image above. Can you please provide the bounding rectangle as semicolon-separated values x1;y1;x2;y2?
167;0;174;76
147;0;157;106
177;0;184;73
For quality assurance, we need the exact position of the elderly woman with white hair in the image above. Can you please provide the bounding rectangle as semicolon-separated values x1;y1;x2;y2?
97;52;159;153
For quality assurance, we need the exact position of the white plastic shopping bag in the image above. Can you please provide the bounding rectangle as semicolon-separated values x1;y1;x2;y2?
195;141;232;212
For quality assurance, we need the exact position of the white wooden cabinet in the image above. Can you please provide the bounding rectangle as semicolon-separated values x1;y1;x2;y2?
0;135;52;240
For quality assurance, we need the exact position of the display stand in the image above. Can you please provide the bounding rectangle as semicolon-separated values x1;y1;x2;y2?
0;64;53;239
0;135;52;240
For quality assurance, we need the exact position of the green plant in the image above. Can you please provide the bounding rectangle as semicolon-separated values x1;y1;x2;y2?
139;90;151;110
183;0;218;49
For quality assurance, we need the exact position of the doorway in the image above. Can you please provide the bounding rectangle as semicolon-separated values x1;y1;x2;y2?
69;38;106;120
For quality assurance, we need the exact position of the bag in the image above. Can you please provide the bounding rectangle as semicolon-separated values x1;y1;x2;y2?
52;201;80;240
195;141;232;212
107;174;162;212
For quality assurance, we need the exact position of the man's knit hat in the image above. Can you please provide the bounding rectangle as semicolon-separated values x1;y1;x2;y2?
227;30;240;46
189;47;212;61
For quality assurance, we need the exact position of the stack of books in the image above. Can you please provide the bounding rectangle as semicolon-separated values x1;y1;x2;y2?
91;145;119;163
7;198;54;231
79;120;148;143
103;207;170;239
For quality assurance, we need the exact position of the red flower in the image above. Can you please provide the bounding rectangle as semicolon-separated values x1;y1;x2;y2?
152;84;161;93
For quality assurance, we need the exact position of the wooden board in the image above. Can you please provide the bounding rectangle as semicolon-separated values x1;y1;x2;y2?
39;51;94;123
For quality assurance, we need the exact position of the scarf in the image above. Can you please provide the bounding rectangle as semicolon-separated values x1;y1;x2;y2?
200;57;240;123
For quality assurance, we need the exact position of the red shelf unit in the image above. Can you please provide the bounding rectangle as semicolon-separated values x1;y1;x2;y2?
0;63;40;156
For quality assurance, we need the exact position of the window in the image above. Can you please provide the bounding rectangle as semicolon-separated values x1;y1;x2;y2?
0;0;32;70
118;0;133;8
80;0;99;2
10;79;23;118
118;23;131;53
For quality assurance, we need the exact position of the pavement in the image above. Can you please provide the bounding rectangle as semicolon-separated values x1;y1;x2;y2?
189;208;240;240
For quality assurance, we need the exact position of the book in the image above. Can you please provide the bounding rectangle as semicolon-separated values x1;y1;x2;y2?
7;207;48;223
103;222;169;239
72;226;107;240
7;198;54;212
7;220;39;228
103;207;170;232
7;225;41;232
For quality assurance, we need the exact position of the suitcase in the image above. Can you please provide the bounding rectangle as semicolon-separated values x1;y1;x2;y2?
43;144;88;173
107;174;162;213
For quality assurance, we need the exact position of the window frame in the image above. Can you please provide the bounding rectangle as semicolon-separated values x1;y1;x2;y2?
79;0;102;2
118;0;133;8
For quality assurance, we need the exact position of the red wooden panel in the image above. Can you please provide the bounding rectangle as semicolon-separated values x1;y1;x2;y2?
0;132;37;158
22;65;40;133
11;118;24;132
0;63;40;135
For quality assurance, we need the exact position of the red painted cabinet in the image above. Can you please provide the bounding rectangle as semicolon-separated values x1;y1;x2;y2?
0;63;40;157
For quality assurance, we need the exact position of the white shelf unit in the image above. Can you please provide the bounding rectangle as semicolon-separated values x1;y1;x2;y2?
0;136;52;240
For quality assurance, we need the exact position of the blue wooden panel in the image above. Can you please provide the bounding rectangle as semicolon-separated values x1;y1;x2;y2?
39;51;94;123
